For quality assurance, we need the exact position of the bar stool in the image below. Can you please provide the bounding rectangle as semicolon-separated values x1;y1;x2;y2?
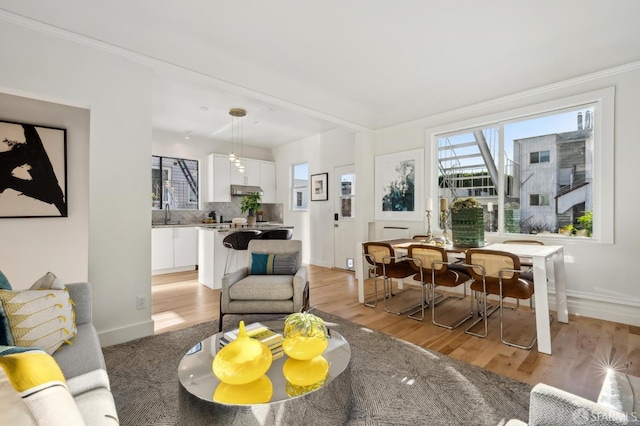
222;230;262;274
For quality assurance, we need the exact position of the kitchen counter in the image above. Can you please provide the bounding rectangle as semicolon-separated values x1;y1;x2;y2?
197;224;294;290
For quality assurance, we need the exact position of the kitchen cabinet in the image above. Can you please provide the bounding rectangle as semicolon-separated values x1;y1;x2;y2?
207;154;231;202
207;153;276;203
152;227;198;272
230;158;259;186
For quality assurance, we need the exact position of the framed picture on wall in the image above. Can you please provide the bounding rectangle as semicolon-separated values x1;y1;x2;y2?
0;120;68;218
375;148;424;221
310;172;329;201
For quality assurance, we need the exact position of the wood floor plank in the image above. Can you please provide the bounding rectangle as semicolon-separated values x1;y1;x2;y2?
151;264;640;401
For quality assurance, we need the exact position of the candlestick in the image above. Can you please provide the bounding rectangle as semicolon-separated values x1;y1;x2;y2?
426;198;433;212
441;209;451;245
440;198;448;212
424;210;434;242
487;202;493;212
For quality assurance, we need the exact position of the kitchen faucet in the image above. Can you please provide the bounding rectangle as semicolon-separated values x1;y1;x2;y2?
164;203;171;224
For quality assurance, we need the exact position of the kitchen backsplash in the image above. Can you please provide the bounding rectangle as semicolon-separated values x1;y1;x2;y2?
152;200;283;225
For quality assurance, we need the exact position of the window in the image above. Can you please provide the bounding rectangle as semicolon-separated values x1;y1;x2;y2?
432;87;614;242
530;150;550;164
151;156;199;209
530;194;550;206
291;163;308;211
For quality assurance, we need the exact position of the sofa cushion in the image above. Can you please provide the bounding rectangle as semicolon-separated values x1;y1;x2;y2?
74;387;119;425
0;273;77;354
229;275;295;300
250;253;297;275
0;346;86;425
53;323;106;384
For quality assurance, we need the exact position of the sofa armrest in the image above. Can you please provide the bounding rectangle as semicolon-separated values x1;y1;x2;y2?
65;282;92;326
528;383;633;425
292;266;308;311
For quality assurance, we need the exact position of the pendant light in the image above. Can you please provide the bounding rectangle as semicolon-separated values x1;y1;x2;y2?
228;108;246;173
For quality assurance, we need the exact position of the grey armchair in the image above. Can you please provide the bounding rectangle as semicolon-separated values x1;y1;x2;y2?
219;239;310;331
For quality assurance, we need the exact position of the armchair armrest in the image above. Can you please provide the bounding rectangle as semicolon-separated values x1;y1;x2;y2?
528;383;632;425
292;266;308;311
221;267;249;310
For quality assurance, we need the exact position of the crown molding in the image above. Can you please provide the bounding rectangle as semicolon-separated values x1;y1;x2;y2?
383;60;640;132
0;10;373;134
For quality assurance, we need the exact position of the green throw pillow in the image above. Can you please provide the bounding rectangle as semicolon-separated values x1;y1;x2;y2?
250;253;297;275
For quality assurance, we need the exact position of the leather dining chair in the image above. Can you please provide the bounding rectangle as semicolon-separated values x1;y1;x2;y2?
362;242;415;313
464;249;537;350
406;245;473;327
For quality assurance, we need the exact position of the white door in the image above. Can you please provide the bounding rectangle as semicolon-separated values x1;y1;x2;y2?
334;164;356;271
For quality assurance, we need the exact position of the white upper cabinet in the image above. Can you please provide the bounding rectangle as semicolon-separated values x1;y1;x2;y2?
207;154;231;202
207;154;276;203
230;158;260;186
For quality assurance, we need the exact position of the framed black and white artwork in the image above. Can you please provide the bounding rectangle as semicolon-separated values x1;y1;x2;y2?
0;120;67;218
375;148;424;221
310;172;328;201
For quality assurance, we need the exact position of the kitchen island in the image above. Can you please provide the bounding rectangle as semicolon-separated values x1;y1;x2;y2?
197;224;294;290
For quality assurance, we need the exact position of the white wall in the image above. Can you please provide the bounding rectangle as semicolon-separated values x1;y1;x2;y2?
372;64;640;326
0;20;154;345
0;93;90;286
273;128;357;266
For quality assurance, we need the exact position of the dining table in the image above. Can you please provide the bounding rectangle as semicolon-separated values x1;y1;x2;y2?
357;239;568;355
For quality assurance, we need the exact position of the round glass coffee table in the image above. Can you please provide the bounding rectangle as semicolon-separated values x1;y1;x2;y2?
178;320;352;424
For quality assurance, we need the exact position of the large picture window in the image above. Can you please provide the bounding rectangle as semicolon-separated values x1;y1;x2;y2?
432;88;614;242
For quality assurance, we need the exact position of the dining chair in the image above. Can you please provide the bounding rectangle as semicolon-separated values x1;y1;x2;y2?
503;239;544;267
362;242;415;313
464;249;537;349
406;245;473;327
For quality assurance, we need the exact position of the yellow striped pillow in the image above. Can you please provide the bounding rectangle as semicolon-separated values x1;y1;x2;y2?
0;273;77;355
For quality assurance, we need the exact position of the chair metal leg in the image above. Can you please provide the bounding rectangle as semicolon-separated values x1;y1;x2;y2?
464;291;499;338
432;280;473;330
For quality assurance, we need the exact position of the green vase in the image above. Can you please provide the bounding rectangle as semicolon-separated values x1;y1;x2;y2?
451;207;485;247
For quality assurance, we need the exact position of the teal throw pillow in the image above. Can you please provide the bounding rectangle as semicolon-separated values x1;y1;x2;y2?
0;271;12;345
0;271;11;290
250;253;297;275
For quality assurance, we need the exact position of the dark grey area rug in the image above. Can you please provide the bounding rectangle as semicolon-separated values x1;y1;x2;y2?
103;311;531;425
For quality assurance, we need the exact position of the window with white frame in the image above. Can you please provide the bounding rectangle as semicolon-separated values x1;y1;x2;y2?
432;88;614;242
291;163;308;211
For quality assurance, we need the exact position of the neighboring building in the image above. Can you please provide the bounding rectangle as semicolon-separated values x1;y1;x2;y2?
514;114;593;232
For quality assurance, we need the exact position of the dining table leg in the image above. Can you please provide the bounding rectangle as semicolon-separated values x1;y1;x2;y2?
532;254;553;355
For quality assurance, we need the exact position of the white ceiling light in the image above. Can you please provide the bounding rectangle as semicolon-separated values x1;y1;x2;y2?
228;108;246;166
184;130;191;140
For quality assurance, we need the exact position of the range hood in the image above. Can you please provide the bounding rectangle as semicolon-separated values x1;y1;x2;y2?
230;184;264;196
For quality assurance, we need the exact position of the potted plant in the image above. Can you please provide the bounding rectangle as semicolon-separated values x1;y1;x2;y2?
240;193;261;226
450;197;485;247
576;210;593;237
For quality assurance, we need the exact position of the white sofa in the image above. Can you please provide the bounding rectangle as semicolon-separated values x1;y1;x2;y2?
508;370;639;425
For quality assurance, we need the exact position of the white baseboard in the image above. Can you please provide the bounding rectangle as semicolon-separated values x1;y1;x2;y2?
559;294;640;327
98;319;155;347
151;265;196;276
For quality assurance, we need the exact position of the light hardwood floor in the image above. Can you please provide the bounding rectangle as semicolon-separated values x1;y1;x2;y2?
152;265;640;402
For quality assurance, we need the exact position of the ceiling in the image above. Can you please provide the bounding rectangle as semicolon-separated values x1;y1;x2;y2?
2;1;640;148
